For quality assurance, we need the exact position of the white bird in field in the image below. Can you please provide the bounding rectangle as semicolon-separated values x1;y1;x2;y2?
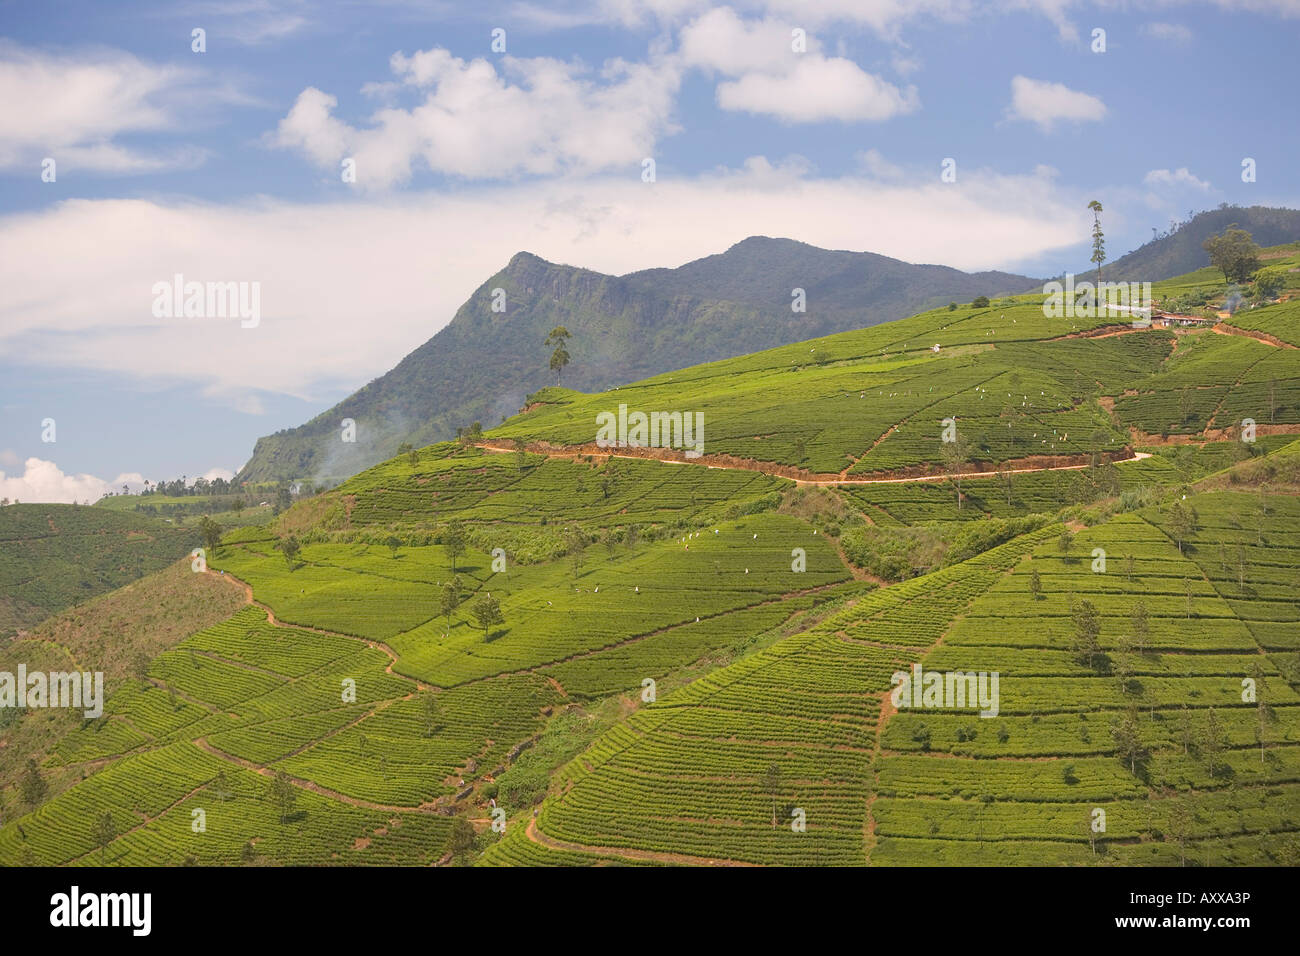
695;617;700;622
594;586;599;593
547;601;552;606
753;533;757;539
745;568;749;574
635;586;639;593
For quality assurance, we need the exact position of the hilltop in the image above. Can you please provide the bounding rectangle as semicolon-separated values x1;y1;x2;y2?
1074;204;1300;283
236;238;1038;485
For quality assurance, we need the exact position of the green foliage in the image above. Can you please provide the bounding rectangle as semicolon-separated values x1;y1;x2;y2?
1252;265;1288;300
0;504;194;637
277;534;301;568
471;593;504;639
19;758;47;809
270;770;298;824
1203;225;1261;283
545;325;572;383
944;515;1053;565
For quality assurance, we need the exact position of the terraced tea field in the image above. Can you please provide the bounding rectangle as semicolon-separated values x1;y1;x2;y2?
4;250;1299;869
0;504;195;637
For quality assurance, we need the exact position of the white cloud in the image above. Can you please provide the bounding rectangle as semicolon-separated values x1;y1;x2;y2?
537;0;714;28
1144;167;1211;190
271;48;682;187
761;0;970;37
198;467;237;483
679;7;807;73
195;0;310;44
523;1;1300;45
0;458;236;504
1140;21;1193;43
0;42;246;174
1005;75;1106;131
855;148;906;180
717;57;918;121
586;0;972;37
0;458;146;505
0;162;1085;408
678;7;918;122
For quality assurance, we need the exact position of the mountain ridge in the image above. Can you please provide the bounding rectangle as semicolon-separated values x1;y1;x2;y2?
238;207;1300;486
236;237;1040;484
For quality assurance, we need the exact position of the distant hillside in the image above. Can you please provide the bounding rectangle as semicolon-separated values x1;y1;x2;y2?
0;504;195;637
1076;204;1300;283
236;237;1036;484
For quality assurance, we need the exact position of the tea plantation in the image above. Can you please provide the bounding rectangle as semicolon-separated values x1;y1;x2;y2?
3;249;1299;867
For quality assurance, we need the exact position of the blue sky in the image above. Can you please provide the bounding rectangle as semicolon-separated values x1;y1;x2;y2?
1;0;1298;500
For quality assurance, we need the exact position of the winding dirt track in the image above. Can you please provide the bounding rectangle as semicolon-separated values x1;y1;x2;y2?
475;439;1153;486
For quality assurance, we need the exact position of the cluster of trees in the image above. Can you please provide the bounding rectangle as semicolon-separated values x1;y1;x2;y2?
1204;225;1262;284
1064;589;1274;787
109;475;240;497
437;573;502;639
453;422;483;448
1203;225;1290;300
103;477;309;519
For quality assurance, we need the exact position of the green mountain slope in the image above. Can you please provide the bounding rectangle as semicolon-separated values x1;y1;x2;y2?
0;504;196;638
6;252;1300;867
236;238;1038;485
1073;204;1300;283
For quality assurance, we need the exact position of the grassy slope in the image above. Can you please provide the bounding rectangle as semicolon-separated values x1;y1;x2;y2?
0;504;197;638
489;248;1300;475
0;455;863;864
6;252;1300;867
0;560;248;818
520;484;1300;866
